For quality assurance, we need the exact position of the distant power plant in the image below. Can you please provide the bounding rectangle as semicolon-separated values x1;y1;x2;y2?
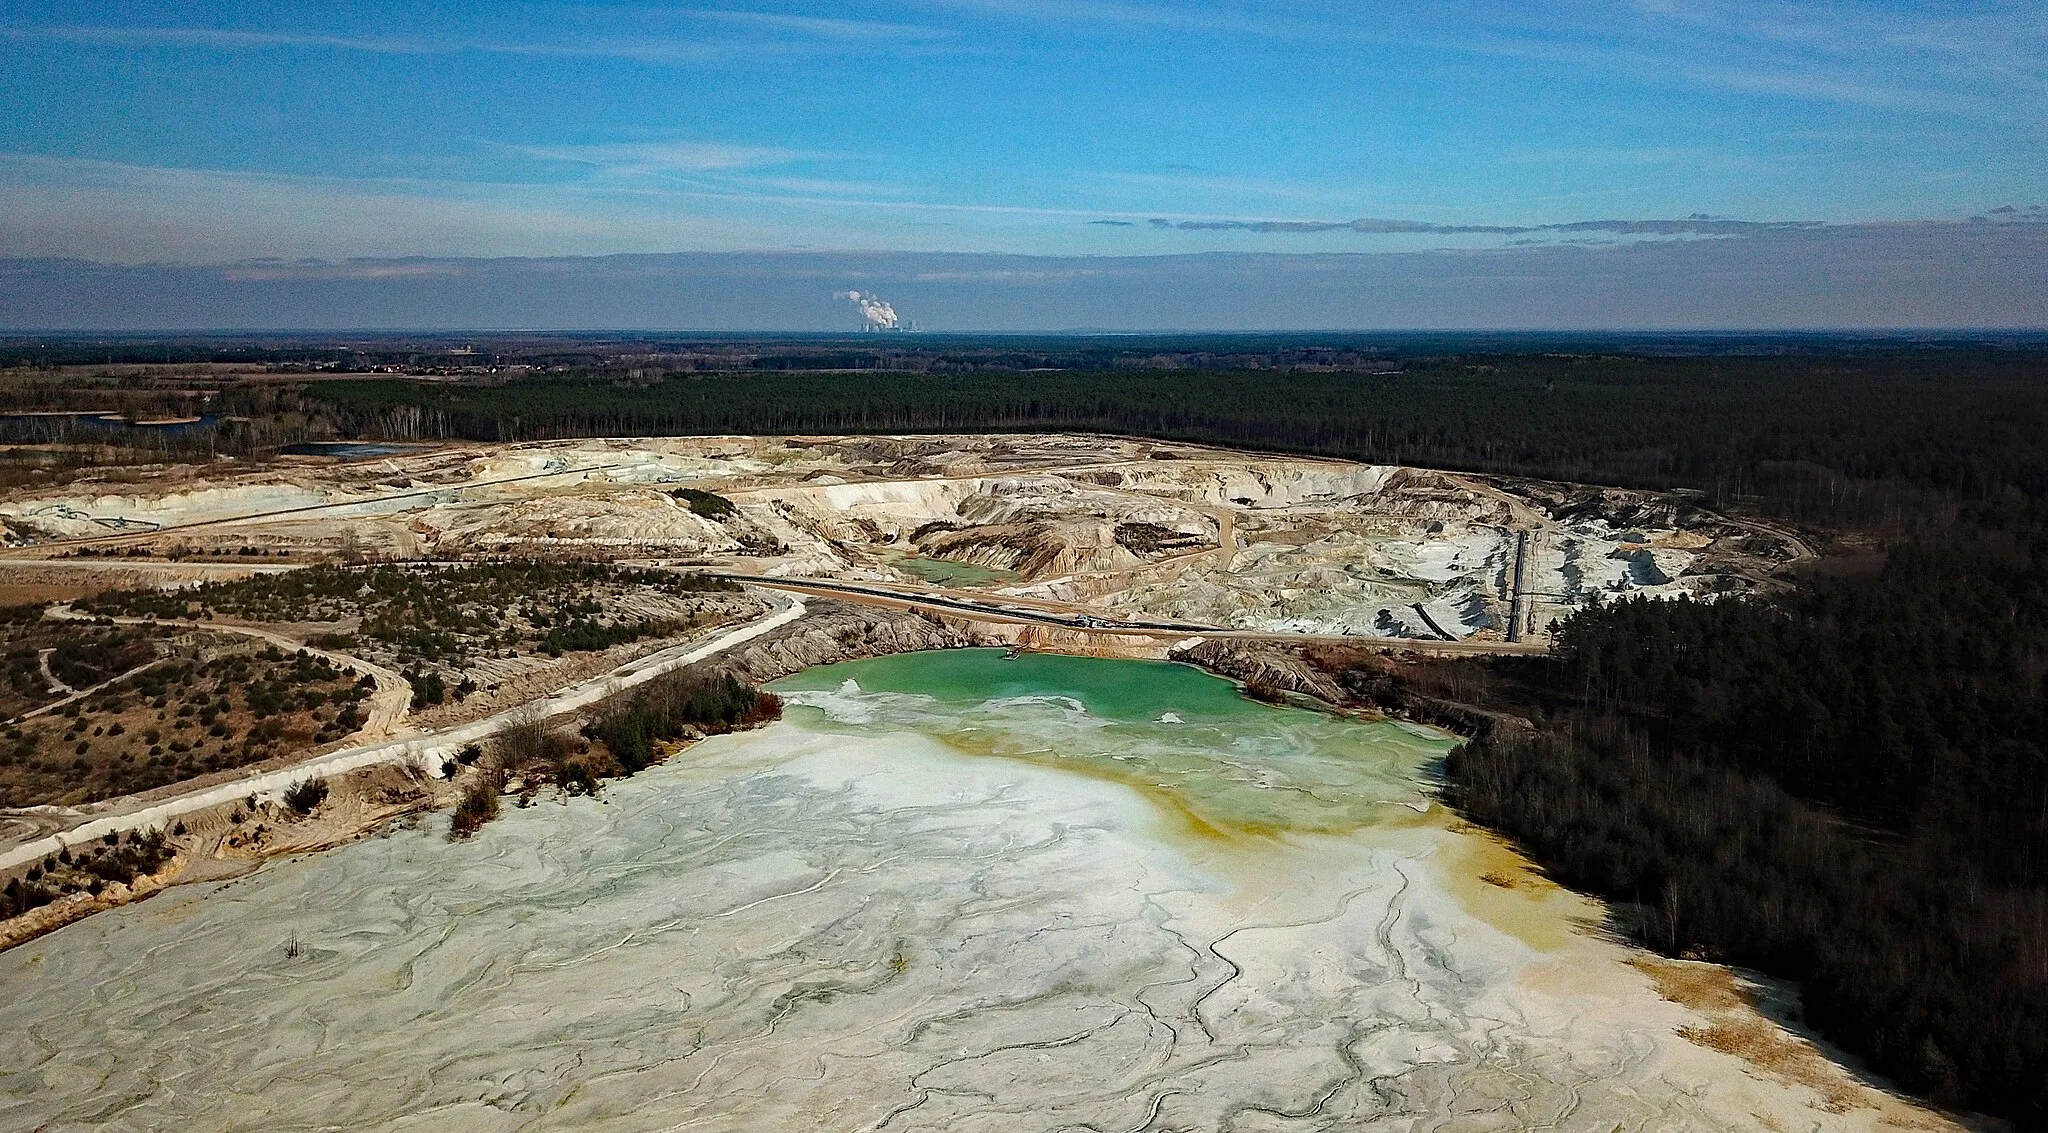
835;290;910;331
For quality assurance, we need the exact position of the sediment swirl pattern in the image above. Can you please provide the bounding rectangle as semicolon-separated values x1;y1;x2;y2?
0;657;1920;1131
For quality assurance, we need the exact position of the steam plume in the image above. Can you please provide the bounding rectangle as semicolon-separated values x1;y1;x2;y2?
835;289;901;330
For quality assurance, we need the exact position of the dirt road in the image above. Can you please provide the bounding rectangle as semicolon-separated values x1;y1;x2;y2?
12;656;161;725
46;606;415;741
0;462;622;557
0;592;806;871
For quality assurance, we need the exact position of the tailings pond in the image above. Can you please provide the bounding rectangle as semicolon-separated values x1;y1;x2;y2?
0;651;1936;1130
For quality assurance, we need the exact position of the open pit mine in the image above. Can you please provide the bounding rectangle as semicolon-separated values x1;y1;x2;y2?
0;433;1803;643
1;434;1921;1133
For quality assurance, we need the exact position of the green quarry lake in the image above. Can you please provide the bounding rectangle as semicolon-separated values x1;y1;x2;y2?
773;649;1448;840
879;551;1022;587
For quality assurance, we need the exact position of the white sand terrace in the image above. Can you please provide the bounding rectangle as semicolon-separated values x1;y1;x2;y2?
0;435;1801;641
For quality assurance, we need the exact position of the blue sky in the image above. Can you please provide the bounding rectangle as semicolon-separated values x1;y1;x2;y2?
0;0;2041;263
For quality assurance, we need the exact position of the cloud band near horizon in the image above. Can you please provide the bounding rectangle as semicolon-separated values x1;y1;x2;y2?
2;216;2043;332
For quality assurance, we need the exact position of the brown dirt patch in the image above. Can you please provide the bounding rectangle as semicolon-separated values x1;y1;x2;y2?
1629;955;1953;1128
0;582;100;605
1;633;371;808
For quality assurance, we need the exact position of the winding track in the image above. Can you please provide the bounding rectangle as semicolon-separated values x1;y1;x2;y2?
0;462;623;557
45;604;415;740
0;592;806;871
33;649;76;697
12;656;162;725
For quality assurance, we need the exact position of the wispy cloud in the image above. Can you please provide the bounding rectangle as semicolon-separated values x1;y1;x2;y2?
1145;213;1826;240
918;0;2035;112
1405;28;1955;111
219;261;467;282
690;11;952;41
0;11;958;64
909;267;1113;282
0;21;753;63
0;150;1157;261
1672;59;1948;110
1091;170;1338;202
512;141;817;175
0;24;452;55
1621;0;2048;103
0;151;785;262
9;3;2039;113
1;149;2039;269
7;229;2046;331
1494;144;1763;173
918;0;1272;36
496;141;937;212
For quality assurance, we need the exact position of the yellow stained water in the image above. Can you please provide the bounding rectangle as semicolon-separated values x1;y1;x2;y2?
773;649;1450;839
771;649;1579;948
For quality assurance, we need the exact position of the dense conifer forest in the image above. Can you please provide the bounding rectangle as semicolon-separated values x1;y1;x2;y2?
306;351;2048;531
1442;524;2048;1122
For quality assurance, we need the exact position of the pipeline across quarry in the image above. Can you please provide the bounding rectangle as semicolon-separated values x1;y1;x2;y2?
709;573;1553;657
